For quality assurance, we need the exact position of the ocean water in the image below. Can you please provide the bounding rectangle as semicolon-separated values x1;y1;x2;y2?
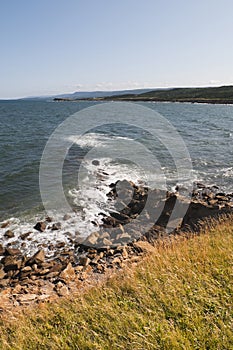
0;100;232;254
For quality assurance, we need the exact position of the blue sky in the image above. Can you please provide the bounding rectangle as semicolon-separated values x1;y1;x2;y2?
1;0;233;98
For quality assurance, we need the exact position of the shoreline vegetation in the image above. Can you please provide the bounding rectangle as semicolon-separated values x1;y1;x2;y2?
53;85;233;104
0;215;232;349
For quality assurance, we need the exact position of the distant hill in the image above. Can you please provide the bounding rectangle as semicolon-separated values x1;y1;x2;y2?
101;85;233;104
22;85;233;104
21;89;156;101
52;88;156;100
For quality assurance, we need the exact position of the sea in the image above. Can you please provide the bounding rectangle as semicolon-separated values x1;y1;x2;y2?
0;100;232;255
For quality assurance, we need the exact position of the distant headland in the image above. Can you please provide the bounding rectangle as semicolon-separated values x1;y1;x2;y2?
53;85;233;104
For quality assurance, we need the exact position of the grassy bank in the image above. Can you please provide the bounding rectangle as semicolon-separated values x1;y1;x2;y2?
0;217;232;350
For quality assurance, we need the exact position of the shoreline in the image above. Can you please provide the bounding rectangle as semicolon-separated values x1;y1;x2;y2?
1;180;233;310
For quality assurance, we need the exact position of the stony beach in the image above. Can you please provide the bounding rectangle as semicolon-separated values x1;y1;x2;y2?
0;180;233;311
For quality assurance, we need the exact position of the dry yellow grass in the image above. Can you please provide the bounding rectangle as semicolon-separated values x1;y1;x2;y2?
0;216;232;349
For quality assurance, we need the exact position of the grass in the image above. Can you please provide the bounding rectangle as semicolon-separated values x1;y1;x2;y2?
0;217;232;349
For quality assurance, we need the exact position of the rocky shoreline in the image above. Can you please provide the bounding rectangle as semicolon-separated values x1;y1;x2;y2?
1;181;233;310
53;97;233;105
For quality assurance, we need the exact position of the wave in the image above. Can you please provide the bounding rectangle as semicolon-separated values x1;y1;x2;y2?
67;133;134;149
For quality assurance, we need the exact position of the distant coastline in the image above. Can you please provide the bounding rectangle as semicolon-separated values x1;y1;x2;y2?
54;97;233;104
53;85;233;105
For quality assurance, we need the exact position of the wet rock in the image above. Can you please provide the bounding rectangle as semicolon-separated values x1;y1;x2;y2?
46;216;53;222
52;222;62;230
5;248;22;256
109;212;130;223
20;232;32;240
1;221;10;228
34;222;47;232
63;214;71;221
4;230;14;239
56;242;66;248
92;159;100;166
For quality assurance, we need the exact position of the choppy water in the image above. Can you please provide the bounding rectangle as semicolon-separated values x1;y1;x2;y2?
0;100;232;254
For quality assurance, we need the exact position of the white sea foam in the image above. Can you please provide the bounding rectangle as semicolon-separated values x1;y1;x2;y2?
67;133;134;149
0;156;149;256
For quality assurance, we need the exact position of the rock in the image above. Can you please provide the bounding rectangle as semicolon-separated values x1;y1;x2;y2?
0;244;5;255
208;199;218;206
45;271;60;279
83;232;99;246
20;232;32;240
215;194;229;201
45;216;53;222
34;222;47;232
98;232;110;240
100;238;111;247
52;222;62;230
109;212;130;223
112;257;122;265
2;256;22;271
0;279;9;288
96;264;105;273
1;221;10;228
102;217;118;227
63;214;71;221
17;294;38;305
27;249;45;265
57;285;69;297
0;269;6;279
166;218;183;231
21;266;32;272
79;257;90;267
56;242;66;248
133;241;155;254
49;263;63;273
4;230;14;239
59;263;76;282
75;266;84;272
115;233;131;244
121;247;129;259
92;160;100;166
5;248;22;256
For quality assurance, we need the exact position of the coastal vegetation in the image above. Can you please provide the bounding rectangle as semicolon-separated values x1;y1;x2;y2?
54;85;233;104
0;216;232;349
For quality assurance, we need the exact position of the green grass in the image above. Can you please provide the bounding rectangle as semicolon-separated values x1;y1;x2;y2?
0;217;233;349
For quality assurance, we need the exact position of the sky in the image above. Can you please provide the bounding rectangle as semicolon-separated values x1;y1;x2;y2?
1;0;233;99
